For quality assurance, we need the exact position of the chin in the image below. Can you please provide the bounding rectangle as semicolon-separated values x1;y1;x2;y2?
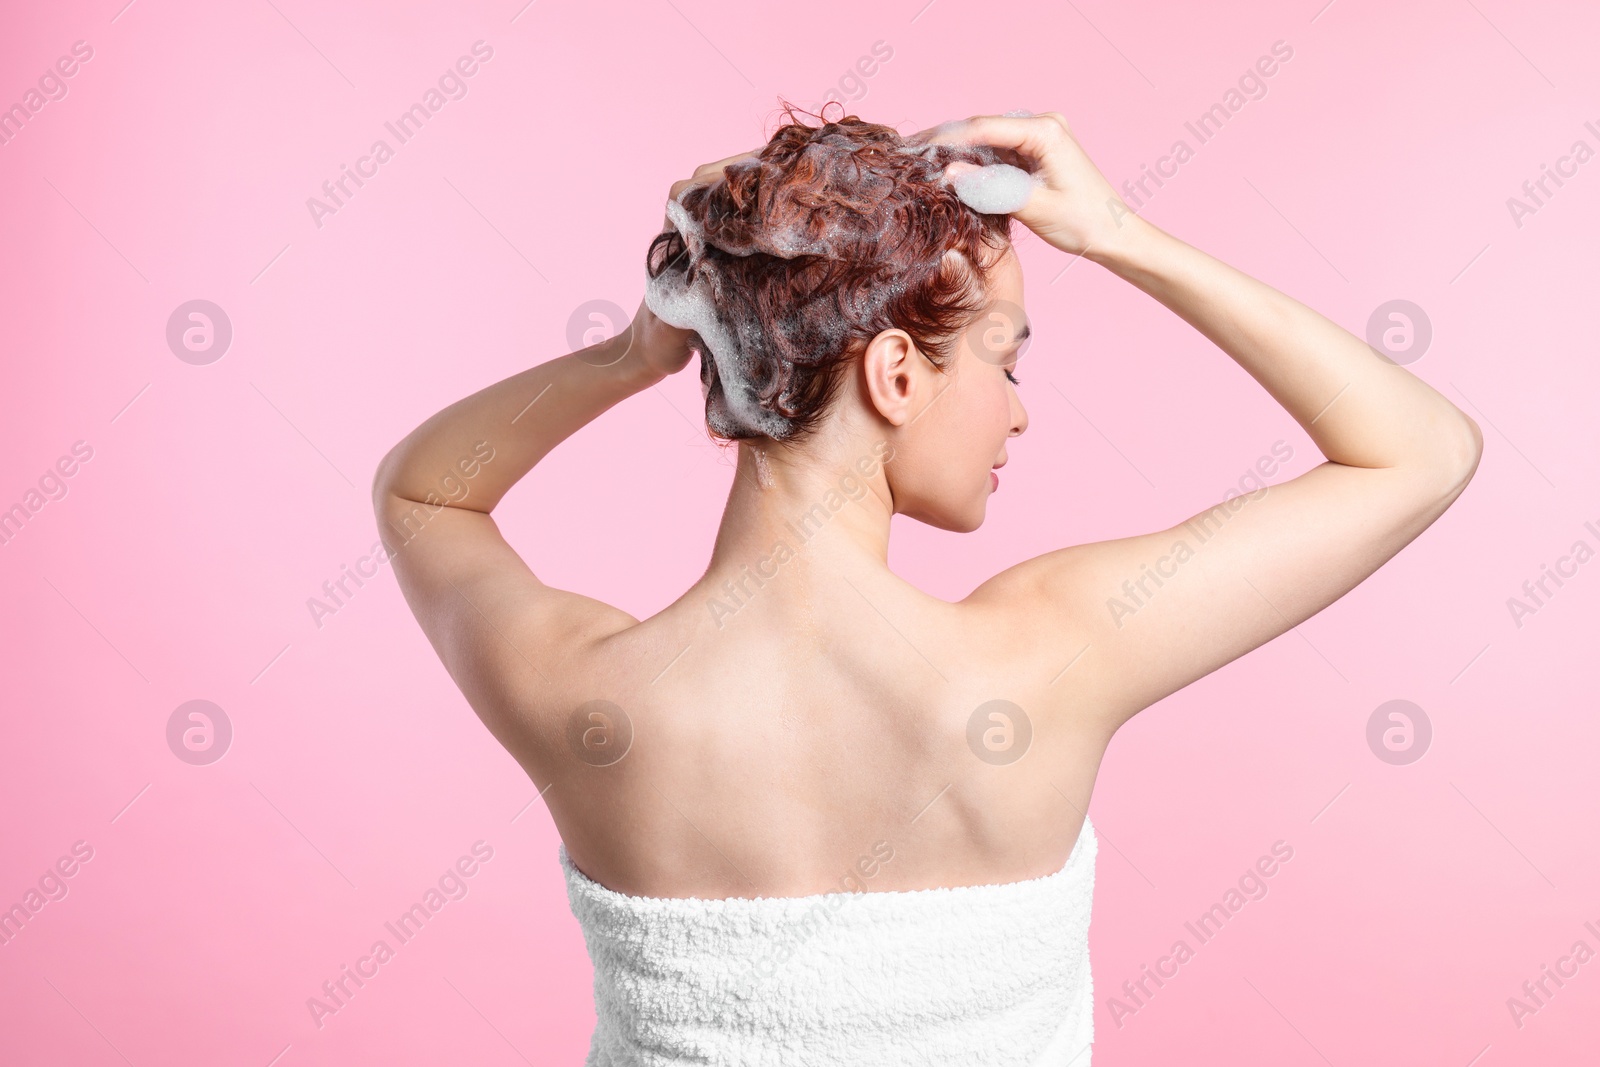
905;503;986;534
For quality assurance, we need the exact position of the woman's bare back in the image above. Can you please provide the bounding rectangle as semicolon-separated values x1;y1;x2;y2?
524;557;1107;900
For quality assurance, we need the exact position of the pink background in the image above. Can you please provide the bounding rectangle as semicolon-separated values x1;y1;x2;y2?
2;0;1597;1063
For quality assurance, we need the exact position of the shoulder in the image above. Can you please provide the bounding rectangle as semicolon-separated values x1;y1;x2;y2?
377;497;646;767
955;538;1151;736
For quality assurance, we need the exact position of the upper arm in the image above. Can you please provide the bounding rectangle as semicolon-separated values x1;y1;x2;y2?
966;430;1481;733
373;490;638;758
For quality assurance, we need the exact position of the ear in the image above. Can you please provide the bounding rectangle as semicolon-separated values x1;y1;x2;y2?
860;329;921;427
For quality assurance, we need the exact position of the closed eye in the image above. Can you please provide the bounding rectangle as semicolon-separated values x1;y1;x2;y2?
1005;369;1022;386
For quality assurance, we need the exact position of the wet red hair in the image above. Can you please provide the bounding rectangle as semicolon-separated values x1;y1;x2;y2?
646;101;1016;444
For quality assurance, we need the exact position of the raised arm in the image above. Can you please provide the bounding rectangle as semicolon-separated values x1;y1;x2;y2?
370;147;769;759
934;113;1483;731
370;302;687;756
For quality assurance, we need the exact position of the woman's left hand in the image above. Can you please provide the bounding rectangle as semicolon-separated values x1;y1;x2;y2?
624;148;763;379
624;296;697;379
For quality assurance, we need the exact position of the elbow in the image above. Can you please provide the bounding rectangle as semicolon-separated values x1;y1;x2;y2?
1451;412;1484;485
370;446;401;513
1432;412;1484;498
370;442;422;526
370;447;427;555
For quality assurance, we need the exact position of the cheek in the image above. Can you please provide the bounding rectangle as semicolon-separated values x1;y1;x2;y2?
940;382;1009;471
920;369;1007;472
976;379;1012;438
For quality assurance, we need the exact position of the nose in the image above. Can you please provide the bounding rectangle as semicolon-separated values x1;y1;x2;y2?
1010;390;1029;437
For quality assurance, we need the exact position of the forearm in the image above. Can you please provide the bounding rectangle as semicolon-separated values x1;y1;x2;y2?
372;330;664;516
1086;216;1481;477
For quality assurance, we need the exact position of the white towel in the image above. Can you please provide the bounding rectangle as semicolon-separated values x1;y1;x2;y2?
560;816;1097;1065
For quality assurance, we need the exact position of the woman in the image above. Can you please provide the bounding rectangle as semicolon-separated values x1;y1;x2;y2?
372;108;1482;1064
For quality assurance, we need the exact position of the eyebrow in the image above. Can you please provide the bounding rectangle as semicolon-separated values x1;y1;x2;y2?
1013;322;1032;344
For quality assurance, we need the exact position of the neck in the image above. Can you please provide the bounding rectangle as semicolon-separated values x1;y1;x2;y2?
697;437;896;616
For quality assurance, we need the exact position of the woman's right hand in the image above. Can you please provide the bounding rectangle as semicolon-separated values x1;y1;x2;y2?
908;112;1137;258
664;148;762;221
